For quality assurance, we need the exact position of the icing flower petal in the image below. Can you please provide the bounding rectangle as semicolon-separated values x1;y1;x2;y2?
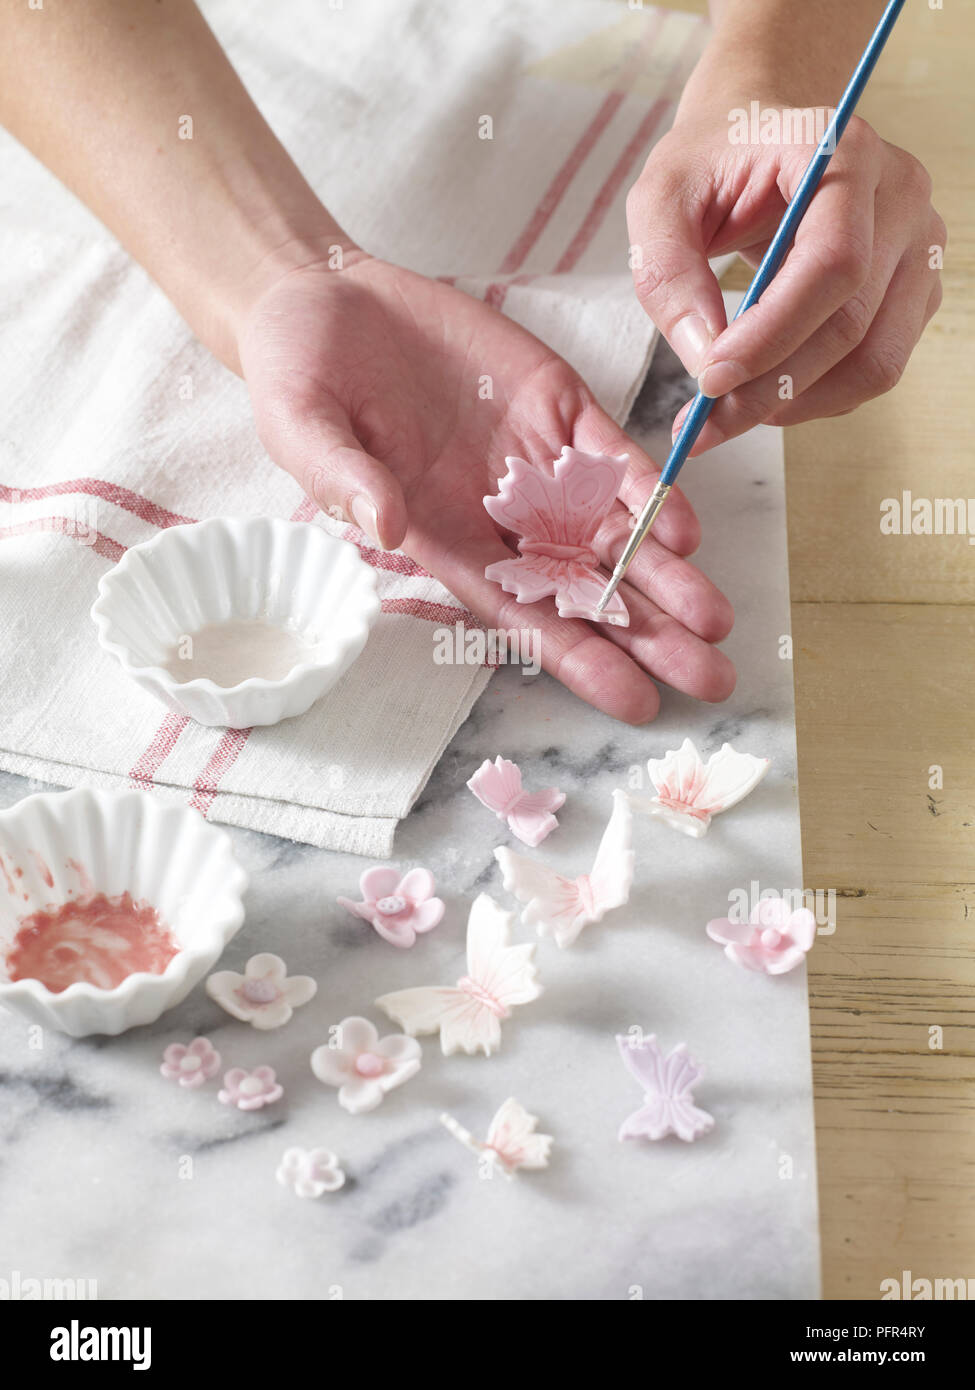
411;898;446;933
359;865;402;901
281;974;318;1008
334;1016;379;1054
396;866;436;902
338;1076;384;1114
705;917;754;947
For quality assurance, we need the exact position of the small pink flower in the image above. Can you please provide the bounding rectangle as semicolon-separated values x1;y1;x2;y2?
206;952;317;1030
218;1065;284;1111
338;867;444;948
706;894;816;976
467;755;564;847
160;1036;221;1089
311;1016;421;1114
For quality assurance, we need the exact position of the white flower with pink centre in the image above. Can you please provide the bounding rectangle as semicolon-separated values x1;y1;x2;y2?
160;1036;221;1089
206;952;317;1030
275;1147;345;1198
310;1016;422;1114
218;1065;284;1111
706;894;816;975
337;866;445;948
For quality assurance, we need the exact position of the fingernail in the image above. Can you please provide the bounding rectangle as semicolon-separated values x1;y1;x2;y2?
670;314;712;377
351;494;381;546
698;359;747;399
671;401;692;439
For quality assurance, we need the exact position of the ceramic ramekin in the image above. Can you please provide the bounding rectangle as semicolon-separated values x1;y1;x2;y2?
90;516;380;728
0;787;247;1037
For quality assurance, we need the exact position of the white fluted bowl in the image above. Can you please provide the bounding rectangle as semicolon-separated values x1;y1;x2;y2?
91;517;380;728
0;788;247;1037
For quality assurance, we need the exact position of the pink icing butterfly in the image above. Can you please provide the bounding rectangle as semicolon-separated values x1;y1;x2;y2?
467;755;565;848
616;1034;715;1144
629;738;771;839
440;1098;553;1180
483;447;630;626
375;894;542;1057
494;789;633;948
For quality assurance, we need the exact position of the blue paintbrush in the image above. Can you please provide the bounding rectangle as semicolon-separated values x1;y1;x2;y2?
596;0;906;614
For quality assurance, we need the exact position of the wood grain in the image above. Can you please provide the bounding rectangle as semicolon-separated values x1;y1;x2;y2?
674;0;974;1298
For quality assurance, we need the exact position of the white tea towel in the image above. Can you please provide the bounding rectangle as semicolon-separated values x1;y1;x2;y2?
0;0;714;855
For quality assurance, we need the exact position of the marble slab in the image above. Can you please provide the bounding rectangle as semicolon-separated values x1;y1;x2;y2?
0;338;820;1301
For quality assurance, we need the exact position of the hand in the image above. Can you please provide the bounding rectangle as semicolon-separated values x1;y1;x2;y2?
627;104;945;454
237;248;736;723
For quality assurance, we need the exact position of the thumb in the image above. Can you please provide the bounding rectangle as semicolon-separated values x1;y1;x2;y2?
255;392;408;551
626;173;727;378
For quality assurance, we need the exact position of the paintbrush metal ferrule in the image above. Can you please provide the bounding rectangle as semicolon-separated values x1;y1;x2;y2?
595;480;672;613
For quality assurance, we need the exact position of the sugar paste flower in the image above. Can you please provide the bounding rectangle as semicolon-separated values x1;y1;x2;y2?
275;1146;345;1199
218;1065;284;1111
482;447;630;626
629;737;770;838
337;866;445;949
310;1016;421;1115
706;893;816;975
495;788;633;948
160;1036;221;1089
616;1034;714;1144
440;1098;552;1180
206;952;317;1030
376;893;542;1057
467;755;565;848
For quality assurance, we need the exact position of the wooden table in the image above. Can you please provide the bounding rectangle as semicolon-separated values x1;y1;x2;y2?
679;0;974;1298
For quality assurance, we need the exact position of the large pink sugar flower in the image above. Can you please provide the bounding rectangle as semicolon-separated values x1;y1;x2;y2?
706;894;816;976
337;866;444;948
160;1036;221;1089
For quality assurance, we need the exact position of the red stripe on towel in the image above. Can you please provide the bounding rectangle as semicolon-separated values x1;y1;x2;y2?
343;527;431;578
380;596;481;629
494;10;666;278
129;712;191;787
554;20;703;273
188;728;253;817
0;516;126;562
483;9;669;310
0;479;193;529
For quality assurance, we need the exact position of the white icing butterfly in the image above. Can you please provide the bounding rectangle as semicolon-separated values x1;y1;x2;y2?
628;737;770;838
494;789;634;948
375;893;542;1056
440;1097;553;1180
